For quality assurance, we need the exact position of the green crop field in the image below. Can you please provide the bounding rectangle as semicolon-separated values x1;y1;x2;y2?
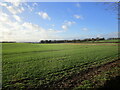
83;39;120;43
2;43;120;89
94;39;119;43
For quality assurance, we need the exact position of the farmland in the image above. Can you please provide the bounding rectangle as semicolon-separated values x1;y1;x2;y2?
2;43;120;89
87;39;119;43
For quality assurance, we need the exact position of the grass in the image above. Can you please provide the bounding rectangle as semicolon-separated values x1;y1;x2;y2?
2;43;119;89
74;80;93;89
94;39;119;42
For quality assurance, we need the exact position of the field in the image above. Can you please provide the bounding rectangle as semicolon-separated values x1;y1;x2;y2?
2;43;120;89
94;39;119;42
83;39;119;43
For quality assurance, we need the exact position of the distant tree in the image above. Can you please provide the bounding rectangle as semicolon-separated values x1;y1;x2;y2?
54;40;56;43
99;37;105;40
96;37;100;41
41;40;44;43
77;39;81;42
73;39;76;43
91;38;95;42
64;40;68;43
45;40;49;43
48;40;51;43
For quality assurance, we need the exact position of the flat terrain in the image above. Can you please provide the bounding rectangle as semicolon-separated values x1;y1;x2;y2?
85;39;119;43
2;43;120;89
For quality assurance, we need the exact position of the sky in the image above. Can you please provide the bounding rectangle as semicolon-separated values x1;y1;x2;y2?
0;1;119;42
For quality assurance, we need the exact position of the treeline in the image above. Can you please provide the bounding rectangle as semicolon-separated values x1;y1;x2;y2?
107;38;120;40
1;37;119;43
0;41;16;43
40;37;105;43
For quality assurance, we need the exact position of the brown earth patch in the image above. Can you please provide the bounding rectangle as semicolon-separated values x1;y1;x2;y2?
39;59;120;89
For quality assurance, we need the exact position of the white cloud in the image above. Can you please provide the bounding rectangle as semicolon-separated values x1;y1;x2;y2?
48;28;62;33
0;2;24;15
76;3;80;8
65;21;76;26
0;11;63;42
0;2;7;7
82;28;88;31
7;6;17;14
76;32;119;39
0;12;10;22
99;32;119;38
61;21;76;30
52;24;55;27
0;2;64;42
74;15;83;19
13;15;21;22
21;7;24;12
4;0;22;7
7;6;24;14
25;3;34;12
11;2;21;7
33;2;38;7
62;25;68;30
38;11;51;20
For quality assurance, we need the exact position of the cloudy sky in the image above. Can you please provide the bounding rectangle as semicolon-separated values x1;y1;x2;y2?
0;1;118;42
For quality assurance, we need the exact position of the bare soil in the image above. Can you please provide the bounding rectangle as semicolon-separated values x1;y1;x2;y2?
40;59;120;89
